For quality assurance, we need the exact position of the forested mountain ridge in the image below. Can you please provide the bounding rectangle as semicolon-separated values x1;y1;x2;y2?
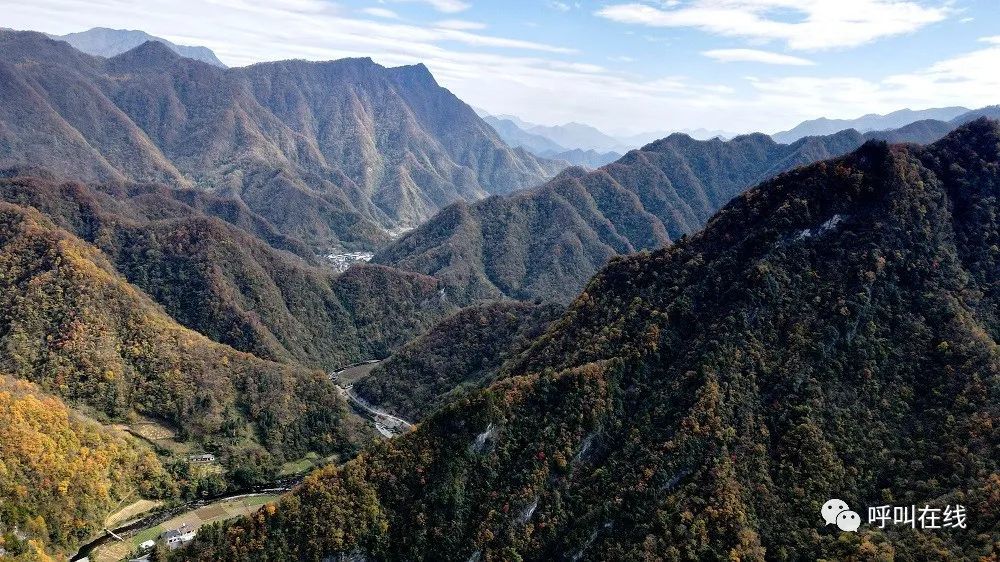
178;120;1000;561
0;200;364;466
0;29;562;252
375;124;938;304
353;301;563;420
0;175;457;370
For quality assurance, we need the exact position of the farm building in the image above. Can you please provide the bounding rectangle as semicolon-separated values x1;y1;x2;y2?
160;524;197;549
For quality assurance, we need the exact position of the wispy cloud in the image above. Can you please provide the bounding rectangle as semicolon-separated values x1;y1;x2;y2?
703;48;814;66
4;0;993;134
742;41;1000;129
597;0;950;50
434;19;487;30
361;7;400;19
548;1;571;11
391;0;471;13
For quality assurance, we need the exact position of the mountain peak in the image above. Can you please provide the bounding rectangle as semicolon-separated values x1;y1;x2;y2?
109;39;182;68
392;62;436;85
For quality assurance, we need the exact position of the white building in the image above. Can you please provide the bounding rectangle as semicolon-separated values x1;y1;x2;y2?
160;524;197;549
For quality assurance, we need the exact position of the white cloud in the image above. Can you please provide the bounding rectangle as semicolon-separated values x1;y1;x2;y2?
434;19;487;30
608;55;636;62
361;7;400;19
742;42;1000;130
979;35;1000;45
597;0;950;50
703;48;814;65
391;0;471;13
548;1;571;11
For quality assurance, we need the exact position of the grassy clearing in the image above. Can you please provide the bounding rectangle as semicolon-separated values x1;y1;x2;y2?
279;452;340;476
105;499;163;528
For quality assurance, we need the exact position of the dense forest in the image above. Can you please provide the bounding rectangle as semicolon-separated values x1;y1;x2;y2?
354;301;563;420
0;175;456;369
178;121;1000;561
0;376;172;561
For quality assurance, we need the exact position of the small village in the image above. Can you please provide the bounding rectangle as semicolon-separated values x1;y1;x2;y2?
325;251;374;273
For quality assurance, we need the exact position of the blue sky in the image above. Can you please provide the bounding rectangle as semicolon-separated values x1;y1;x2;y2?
4;0;999;134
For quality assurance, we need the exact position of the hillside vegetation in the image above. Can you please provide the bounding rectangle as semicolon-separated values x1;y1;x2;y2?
178;121;1000;561
0;376;171;561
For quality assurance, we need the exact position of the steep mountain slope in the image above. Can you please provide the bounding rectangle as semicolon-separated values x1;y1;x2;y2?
773;106;969;143
375;127;919;304
0;201;362;463
0;175;457;370
0;376;171;560
52;27;226;67
0;29;561;251
177;120;1000;561
353;301;562;420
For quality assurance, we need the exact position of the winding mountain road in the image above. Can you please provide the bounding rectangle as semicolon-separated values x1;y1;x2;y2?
331;361;414;437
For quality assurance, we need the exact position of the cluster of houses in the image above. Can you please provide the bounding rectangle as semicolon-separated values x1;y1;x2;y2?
325;251;374;272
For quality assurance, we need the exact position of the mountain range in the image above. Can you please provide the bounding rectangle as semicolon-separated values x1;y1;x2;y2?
176;119;1000;562
0;174;457;371
772;106;971;144
3;24;1000;561
50;27;227;67
373;115;982;304
0;29;562;253
482;112;735;157
0;197;364;462
482;115;622;168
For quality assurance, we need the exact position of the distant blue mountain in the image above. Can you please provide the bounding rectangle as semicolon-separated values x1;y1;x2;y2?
772;107;970;143
52;27;226;67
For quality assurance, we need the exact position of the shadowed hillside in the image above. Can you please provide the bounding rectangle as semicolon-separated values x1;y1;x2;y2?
353;301;563;420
